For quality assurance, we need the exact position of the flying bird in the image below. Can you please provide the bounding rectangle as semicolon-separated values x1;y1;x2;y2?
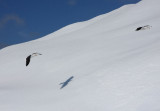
135;25;152;31
26;53;42;66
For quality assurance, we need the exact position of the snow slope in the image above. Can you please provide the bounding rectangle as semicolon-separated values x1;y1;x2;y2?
0;0;160;111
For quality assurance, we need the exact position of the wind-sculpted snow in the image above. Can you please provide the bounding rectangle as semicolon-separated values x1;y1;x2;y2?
0;0;160;111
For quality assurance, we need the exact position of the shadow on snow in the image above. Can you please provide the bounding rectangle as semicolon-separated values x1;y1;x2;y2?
59;76;74;89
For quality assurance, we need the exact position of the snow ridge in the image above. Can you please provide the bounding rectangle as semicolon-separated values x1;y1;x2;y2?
0;0;160;111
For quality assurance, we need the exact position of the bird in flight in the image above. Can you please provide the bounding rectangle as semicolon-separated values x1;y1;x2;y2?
26;53;42;66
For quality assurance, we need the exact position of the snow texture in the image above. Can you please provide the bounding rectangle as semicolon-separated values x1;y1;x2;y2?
0;0;160;111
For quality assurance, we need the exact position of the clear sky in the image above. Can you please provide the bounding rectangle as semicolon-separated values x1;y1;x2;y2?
0;0;140;45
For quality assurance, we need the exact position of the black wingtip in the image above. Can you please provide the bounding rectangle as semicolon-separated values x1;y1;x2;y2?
26;55;31;66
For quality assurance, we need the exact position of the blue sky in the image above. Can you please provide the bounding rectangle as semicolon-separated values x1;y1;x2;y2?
0;0;140;45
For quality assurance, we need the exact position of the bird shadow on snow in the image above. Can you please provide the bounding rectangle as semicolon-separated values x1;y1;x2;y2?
59;76;74;89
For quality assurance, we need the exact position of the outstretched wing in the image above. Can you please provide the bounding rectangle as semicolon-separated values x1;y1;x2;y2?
136;27;142;31
26;55;31;66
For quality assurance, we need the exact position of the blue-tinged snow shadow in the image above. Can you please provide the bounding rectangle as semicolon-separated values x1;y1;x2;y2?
59;76;74;89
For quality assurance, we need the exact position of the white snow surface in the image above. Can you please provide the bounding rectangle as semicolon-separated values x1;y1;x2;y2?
0;0;160;111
